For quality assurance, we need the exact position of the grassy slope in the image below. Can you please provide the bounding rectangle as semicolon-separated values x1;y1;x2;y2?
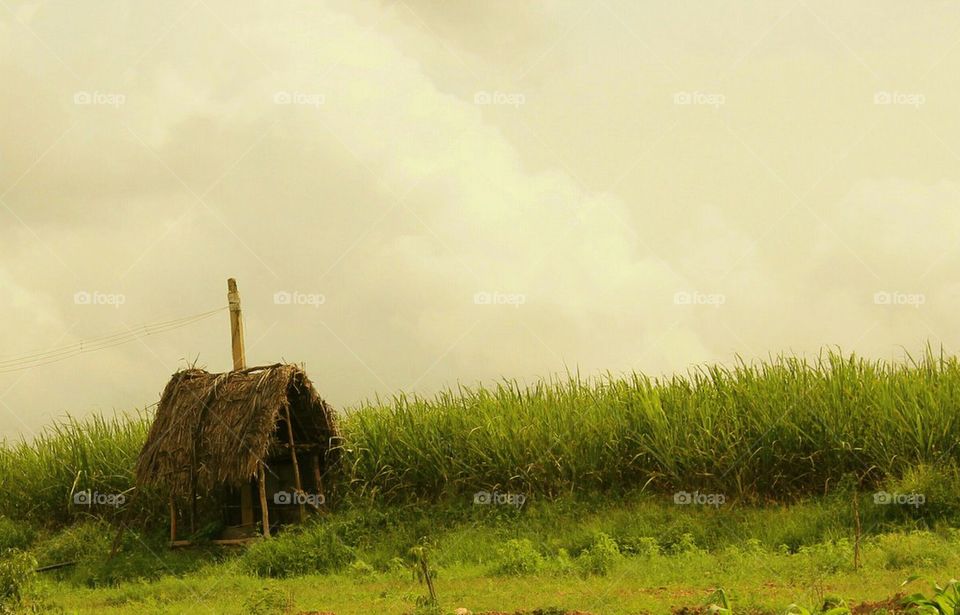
40;522;960;614
19;493;960;614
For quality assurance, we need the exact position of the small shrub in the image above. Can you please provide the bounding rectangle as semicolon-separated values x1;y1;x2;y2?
0;519;35;552
547;548;575;576
666;532;703;556
797;538;853;575
0;549;37;612
240;524;354;578
743;538;763;553
576;532;621;576
618;534;661;557
242;585;293;615
31;520;110;570
633;537;661;558
492;539;544;576
349;559;375;577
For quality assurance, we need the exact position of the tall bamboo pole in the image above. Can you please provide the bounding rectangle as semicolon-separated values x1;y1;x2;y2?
228;279;258;532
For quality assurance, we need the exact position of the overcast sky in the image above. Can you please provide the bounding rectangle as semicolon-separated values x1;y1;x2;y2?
2;1;960;438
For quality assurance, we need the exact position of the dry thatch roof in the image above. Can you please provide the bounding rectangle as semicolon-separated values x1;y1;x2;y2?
135;363;339;497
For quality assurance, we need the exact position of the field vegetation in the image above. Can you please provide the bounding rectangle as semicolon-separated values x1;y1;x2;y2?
0;348;958;612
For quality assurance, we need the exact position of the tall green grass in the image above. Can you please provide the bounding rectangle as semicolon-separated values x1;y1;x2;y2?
0;411;151;524
2;349;960;524
340;348;960;501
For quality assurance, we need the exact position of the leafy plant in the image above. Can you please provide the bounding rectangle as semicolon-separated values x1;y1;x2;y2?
576;532;621;576
785;599;851;615
901;576;960;614
489;538;542;576
706;587;732;614
242;585;293;615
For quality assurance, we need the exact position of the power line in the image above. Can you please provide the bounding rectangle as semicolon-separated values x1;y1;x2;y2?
0;306;228;374
0;307;226;366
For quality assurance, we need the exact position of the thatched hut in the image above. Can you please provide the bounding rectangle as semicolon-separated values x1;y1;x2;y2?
135;363;340;543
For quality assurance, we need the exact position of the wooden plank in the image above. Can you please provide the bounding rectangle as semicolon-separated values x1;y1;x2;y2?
170;538;258;548
35;561;77;573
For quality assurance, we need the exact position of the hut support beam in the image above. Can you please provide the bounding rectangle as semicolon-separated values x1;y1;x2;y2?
311;453;323;502
257;463;271;538
284;406;306;522
169;496;177;543
240;483;253;528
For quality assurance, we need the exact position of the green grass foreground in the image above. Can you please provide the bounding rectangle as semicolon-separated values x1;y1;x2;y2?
7;496;960;614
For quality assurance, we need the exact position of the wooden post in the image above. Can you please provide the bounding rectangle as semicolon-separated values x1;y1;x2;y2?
227;278;246;371
258;462;271;538
228;278;256;532
311;453;323;500
169;496;177;543
240;481;253;528
284;406;306;522
189;487;196;534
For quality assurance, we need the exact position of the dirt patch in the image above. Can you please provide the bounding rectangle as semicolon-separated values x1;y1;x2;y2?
849;593;905;614
474;610;597;615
